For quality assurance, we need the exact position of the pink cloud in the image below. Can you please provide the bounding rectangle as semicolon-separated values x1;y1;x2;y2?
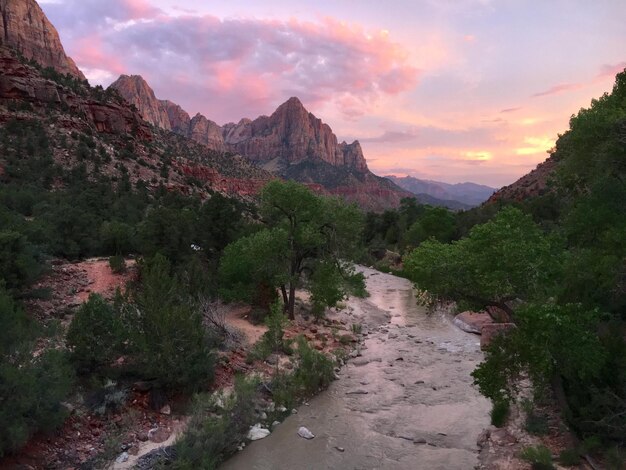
532;82;584;98
60;14;420;122
596;61;626;79
72;34;126;75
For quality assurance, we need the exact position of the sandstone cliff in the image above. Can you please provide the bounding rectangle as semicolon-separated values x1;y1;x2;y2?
108;75;410;209
160;99;190;134
109;75;171;130
224;97;369;172
0;47;150;138
0;0;84;79
110;75;369;173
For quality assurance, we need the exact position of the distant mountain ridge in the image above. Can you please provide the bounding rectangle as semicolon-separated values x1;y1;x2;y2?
386;175;496;208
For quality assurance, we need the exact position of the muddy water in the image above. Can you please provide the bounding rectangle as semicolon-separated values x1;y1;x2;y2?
222;267;490;470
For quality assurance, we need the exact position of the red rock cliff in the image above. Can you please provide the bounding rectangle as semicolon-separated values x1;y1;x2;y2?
0;0;84;79
109;75;171;130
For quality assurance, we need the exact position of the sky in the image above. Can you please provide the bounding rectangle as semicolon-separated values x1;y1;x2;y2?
40;0;626;187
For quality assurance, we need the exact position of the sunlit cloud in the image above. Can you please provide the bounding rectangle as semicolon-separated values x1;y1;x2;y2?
41;0;626;187
463;150;492;161
515;136;554;156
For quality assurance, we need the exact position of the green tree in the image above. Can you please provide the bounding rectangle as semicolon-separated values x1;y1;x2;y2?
66;294;125;372
132;254;214;390
404;207;557;319
0;287;73;455
0;230;42;291
219;181;364;319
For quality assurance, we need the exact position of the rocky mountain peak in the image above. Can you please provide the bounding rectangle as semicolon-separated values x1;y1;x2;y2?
0;0;85;79
109;74;171;130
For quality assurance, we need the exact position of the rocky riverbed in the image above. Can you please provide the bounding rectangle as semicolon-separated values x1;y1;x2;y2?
221;267;491;470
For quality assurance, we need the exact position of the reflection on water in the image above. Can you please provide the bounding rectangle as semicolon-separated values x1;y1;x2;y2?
221;267;490;470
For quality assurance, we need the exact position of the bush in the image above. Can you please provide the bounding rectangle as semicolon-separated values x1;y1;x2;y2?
519;445;555;470
0;288;73;456
132;254;214;390
490;400;510;427
291;336;335;397
173;376;259;469
269;337;336;409
108;255;126;274
247;301;291;362
558;448;581;466
66;294;125;372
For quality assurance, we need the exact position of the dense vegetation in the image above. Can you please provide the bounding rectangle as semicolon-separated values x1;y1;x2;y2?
404;70;626;460
219;180;366;319
0;111;360;457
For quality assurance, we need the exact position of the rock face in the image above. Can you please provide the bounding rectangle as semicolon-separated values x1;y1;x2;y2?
109;76;368;172
189;113;225;152
224;97;368;172
160;99;190;134
0;0;85;79
453;311;494;335
109;75;171;130
108;75;411;210
0;48;151;139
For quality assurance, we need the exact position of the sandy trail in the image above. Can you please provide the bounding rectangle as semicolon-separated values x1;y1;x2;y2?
221;267;490;470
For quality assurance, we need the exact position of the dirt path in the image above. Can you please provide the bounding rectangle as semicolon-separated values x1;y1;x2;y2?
221;267;491;470
76;258;136;302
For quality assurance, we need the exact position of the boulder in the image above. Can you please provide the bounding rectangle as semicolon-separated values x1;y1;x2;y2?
297;426;315;439
453;311;494;334
480;323;516;350
247;424;270;441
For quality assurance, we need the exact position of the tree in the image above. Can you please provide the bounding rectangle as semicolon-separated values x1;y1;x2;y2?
131;254;214;390
219;181;365;319
0;230;42;291
0;286;73;455
66;294;125;372
404;207;558;319
404;206;456;248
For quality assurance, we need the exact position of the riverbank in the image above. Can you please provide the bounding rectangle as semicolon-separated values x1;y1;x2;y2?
221;266;491;470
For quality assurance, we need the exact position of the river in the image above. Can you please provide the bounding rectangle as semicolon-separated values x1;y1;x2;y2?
221;267;490;470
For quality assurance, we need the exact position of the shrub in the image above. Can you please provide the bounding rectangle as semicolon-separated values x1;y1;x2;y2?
523;400;550;436
132;254;214;390
66;294;125;372
490;400;510;427
558;448;581;466
173;376;259;469
291;336;335;397
247;301;291;362
108;255;126;274
0;288;73;456
519;445;555;470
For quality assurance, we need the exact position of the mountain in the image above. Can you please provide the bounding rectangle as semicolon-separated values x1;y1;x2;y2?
386;175;496;208
110;75;409;210
485;156;557;204
0;44;273;201
0;0;84;79
109;75;171;130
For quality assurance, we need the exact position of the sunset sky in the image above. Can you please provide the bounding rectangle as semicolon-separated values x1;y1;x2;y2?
40;0;626;187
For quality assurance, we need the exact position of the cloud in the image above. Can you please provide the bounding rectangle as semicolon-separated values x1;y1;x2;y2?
359;124;495;148
596;61;626;79
515;136;554;155
532;82;584;98
43;3;420;122
500;107;521;113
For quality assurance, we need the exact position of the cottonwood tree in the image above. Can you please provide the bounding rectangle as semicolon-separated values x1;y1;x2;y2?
219;180;365;319
404;207;558;320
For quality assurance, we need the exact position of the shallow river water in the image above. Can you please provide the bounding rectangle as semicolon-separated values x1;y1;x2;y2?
222;267;490;470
